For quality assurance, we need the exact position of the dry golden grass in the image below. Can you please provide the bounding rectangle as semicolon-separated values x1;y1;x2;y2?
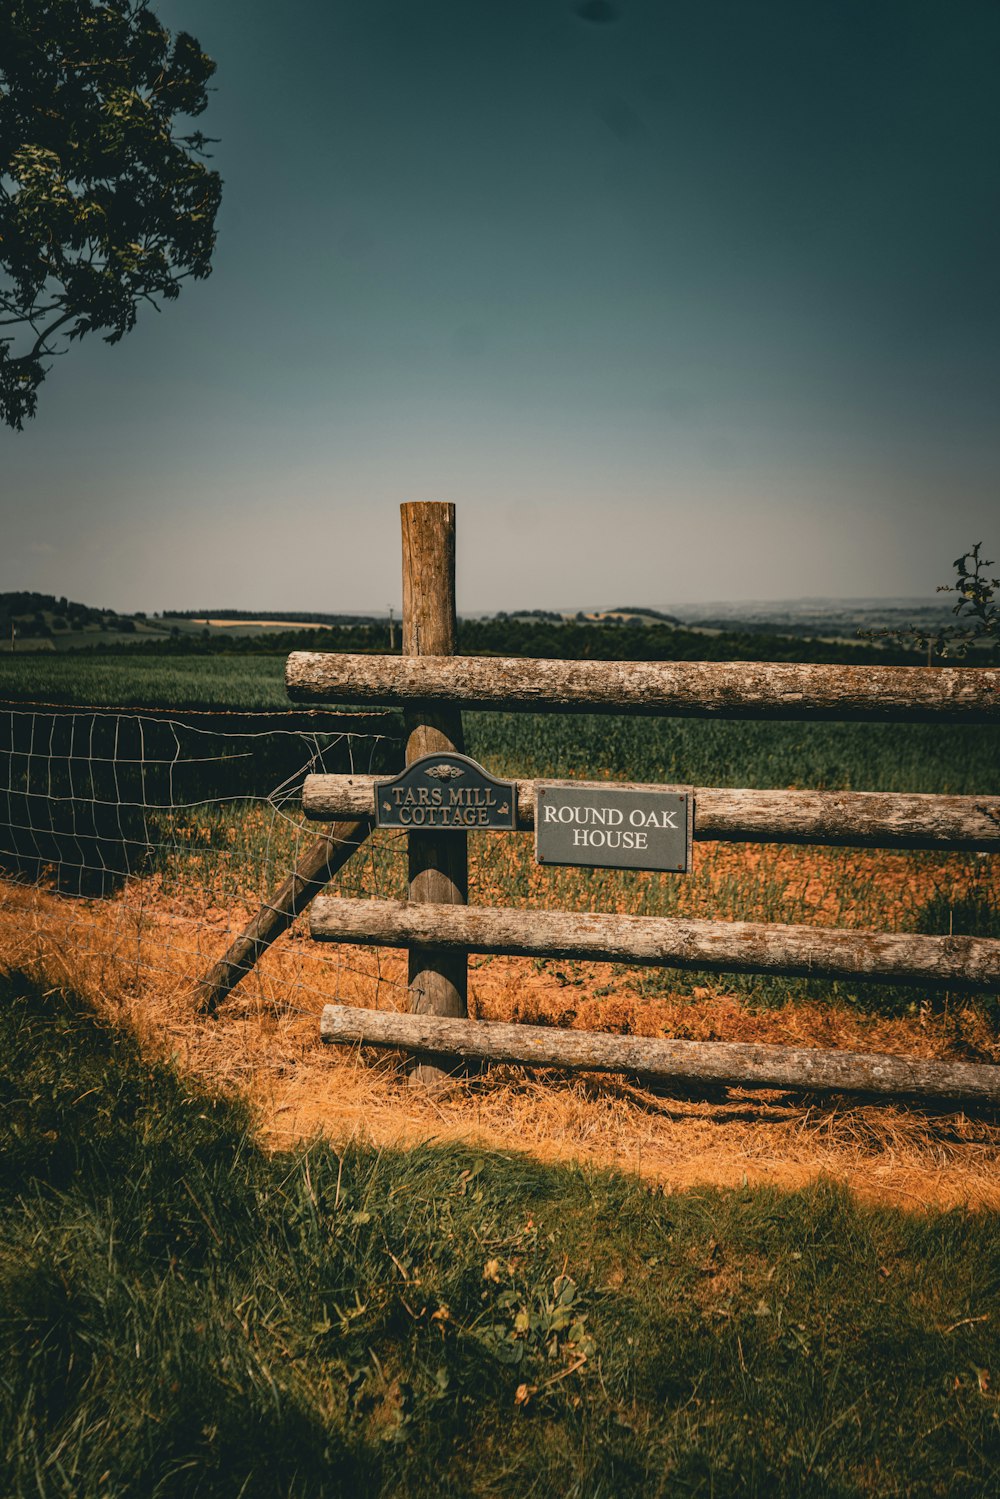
467;833;999;927
2;859;998;1215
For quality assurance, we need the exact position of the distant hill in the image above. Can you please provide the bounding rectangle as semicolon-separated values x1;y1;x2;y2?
597;607;683;626
0;591;170;651
1;592;968;664
669;596;959;642
0;596;384;652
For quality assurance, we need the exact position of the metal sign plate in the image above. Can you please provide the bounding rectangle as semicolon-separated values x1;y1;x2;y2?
535;783;693;872
374;753;517;830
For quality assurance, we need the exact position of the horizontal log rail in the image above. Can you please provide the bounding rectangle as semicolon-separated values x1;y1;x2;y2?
301;773;1000;851
287;652;1000;722
310;897;1000;991
320;1005;1000;1104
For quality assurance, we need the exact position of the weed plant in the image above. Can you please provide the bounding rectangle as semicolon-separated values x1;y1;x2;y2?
2;971;999;1497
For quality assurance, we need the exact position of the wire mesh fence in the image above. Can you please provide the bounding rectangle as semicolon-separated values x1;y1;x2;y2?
0;703;418;1019
1;705;397;889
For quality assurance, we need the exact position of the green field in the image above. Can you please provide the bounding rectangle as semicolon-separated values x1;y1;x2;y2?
469;713;1000;796
2;651;998;795
0;653;295;710
3;970;998;1498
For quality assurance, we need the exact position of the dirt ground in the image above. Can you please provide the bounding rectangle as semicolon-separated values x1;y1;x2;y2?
2;874;998;1213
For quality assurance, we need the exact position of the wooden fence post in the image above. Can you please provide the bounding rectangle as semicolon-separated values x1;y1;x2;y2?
400;501;468;1086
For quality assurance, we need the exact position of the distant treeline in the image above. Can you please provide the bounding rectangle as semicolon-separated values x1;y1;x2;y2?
458;618;922;665
1;592;118;619
66;617;927;666
493;609;565;622
3;593;961;664
0;591;137;638
162;609;382;625
588;606;683;624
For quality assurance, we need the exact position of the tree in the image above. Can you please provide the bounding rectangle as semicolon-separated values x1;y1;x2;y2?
0;0;221;429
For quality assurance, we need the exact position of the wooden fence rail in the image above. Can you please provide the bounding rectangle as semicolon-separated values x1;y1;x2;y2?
310;896;1000;991
287;652;1000;722
320;1005;1000;1103
301;774;1000;851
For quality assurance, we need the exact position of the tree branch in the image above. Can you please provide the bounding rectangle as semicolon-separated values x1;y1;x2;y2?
20;308;80;363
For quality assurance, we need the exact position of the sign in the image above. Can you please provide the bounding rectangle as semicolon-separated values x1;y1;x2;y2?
535;782;693;872
374;753;517;830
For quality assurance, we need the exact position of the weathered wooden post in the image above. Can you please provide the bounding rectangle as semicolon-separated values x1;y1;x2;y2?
400;501;468;1086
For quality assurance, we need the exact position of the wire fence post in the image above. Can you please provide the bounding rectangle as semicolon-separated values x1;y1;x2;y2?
400;501;469;1086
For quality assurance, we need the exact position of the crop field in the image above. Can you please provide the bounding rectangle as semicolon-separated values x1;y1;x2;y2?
2;651;998;986
0;651;296;709
4;649;1000;791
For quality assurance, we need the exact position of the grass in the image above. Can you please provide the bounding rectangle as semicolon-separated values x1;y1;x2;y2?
2;968;999;1497
467;712;1000;796
3;870;998;1213
0;654;295;711
3;641;997;1491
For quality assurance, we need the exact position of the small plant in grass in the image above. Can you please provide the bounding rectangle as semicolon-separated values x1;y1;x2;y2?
471;1265;597;1376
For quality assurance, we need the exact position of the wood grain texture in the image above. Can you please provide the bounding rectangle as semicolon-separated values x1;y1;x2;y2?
197;821;369;1012
401;503;456;658
286;652;1000;722
310;896;1000;990
301;774;1000;850
319;1004;1000;1103
400;503;467;1083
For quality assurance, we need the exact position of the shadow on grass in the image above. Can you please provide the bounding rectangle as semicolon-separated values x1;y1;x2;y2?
2;970;999;1497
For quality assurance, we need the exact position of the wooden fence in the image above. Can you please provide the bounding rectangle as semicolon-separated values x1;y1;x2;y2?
232;502;1000;1103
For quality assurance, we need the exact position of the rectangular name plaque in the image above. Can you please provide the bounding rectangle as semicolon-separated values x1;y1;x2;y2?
375;753;517;831
535;783;693;873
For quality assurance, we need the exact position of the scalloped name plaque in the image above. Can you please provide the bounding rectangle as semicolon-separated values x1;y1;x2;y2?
374;753;517;831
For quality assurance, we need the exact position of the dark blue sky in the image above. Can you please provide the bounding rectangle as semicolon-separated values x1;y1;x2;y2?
3;0;998;612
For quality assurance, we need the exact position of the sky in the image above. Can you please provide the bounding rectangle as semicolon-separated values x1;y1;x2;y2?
2;0;999;614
